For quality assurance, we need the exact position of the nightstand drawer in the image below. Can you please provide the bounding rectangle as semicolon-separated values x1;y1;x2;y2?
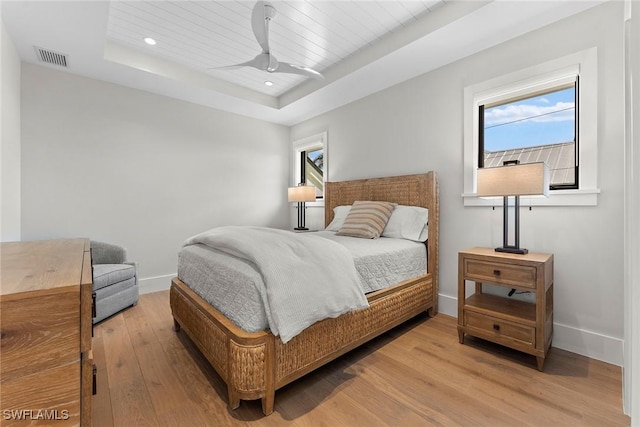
464;259;537;289
464;311;535;347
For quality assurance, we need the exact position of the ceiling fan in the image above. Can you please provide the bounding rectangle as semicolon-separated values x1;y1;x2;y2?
214;1;324;80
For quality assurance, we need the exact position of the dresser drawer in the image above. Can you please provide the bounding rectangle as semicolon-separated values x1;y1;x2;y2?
464;311;535;347
464;259;537;289
1;361;81;426
0;289;80;381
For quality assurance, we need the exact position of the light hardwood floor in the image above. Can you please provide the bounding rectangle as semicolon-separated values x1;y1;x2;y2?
92;291;630;426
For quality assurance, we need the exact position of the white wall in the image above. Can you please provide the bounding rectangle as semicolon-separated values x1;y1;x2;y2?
291;2;625;365
1;19;21;242
21;63;290;293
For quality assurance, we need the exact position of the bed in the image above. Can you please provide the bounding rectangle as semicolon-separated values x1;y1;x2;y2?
170;172;439;415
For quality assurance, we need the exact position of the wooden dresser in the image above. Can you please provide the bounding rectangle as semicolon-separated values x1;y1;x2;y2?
1;239;93;426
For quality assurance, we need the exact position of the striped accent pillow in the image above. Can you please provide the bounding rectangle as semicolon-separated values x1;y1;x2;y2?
336;201;396;239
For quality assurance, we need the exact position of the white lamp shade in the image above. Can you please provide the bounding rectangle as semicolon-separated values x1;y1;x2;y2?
477;162;550;197
288;185;316;202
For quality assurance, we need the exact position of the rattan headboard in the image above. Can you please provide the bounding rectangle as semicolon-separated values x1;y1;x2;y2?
324;172;439;311
324;172;438;226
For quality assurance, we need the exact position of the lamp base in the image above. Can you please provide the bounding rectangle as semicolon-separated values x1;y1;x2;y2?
293;227;309;231
495;246;529;255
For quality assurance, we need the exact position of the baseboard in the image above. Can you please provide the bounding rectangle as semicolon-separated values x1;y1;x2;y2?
438;293;458;318
438;294;624;367
138;273;174;295
552;322;624;366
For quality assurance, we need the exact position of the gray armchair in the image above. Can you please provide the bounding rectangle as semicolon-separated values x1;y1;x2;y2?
90;241;139;323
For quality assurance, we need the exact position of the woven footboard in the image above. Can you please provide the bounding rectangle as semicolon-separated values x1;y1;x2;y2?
273;275;432;386
170;274;433;415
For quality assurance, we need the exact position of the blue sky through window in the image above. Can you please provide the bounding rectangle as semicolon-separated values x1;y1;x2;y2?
484;87;575;151
307;149;323;170
308;149;322;162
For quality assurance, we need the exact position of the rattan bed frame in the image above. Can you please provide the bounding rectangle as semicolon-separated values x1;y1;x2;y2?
170;172;439;415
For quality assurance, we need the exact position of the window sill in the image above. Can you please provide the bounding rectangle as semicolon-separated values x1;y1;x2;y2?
462;188;600;207
304;200;325;208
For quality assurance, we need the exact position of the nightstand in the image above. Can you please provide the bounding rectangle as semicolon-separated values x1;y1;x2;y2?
457;247;554;371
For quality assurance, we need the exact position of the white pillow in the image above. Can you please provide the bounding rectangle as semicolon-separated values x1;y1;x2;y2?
325;205;351;231
382;205;428;242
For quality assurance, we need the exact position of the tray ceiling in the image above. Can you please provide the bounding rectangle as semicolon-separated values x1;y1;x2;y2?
107;1;444;97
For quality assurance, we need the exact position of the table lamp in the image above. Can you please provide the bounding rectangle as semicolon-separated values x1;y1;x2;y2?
477;160;549;254
288;184;316;230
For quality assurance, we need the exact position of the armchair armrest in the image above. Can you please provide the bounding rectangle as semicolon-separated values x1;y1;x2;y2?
124;261;138;287
91;241;127;265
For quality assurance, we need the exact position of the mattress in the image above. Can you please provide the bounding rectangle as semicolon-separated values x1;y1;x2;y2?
177;231;427;333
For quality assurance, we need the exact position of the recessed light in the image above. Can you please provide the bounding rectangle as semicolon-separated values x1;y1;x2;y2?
264;81;274;87
144;37;156;46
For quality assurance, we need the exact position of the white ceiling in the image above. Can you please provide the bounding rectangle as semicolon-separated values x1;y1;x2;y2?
2;1;604;126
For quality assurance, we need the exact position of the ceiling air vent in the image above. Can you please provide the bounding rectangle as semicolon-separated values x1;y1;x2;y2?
34;46;69;68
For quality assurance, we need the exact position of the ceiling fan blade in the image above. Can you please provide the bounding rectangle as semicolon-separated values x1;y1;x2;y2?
212;64;249;71
211;54;269;71
275;62;324;80
251;1;275;53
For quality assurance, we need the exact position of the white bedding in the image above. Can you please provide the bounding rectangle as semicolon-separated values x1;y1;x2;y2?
178;228;427;339
314;231;427;293
182;226;369;343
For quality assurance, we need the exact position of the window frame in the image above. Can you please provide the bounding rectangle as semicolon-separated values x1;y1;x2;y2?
478;80;579;191
292;132;327;206
463;48;600;207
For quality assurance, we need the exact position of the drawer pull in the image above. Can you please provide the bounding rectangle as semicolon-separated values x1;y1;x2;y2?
93;364;97;395
493;269;501;276
493;323;500;331
92;292;96;318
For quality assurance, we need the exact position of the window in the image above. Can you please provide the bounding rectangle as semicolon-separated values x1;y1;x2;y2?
479;83;578;190
300;147;324;198
293;132;327;202
463;47;599;206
